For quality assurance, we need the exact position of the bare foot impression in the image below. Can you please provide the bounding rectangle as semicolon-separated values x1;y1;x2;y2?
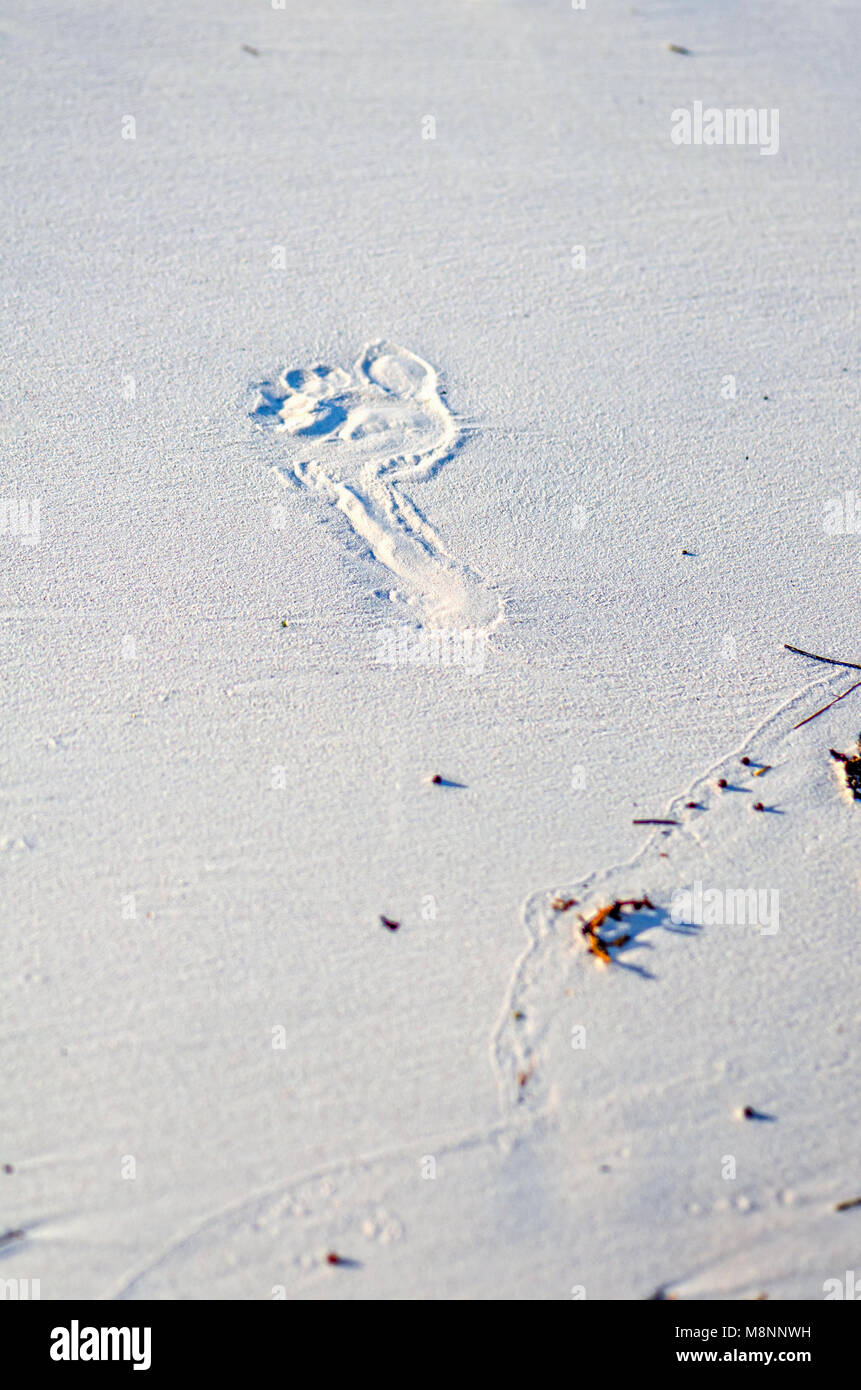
253;341;502;630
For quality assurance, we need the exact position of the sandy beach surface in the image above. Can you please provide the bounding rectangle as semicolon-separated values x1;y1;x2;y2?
1;0;859;1299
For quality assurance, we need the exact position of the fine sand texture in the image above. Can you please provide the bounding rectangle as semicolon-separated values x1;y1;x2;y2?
1;0;858;1300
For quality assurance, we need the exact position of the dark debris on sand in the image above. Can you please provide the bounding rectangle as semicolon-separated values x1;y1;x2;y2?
830;737;861;799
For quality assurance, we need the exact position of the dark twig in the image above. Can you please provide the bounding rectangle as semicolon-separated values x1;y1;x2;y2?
784;644;861;671
785;645;861;728
793;680;861;730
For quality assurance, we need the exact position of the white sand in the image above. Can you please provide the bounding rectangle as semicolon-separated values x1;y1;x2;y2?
2;0;858;1299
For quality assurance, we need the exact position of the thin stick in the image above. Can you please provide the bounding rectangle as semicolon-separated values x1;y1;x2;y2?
632;819;679;826
784;644;861;671
793;679;861;730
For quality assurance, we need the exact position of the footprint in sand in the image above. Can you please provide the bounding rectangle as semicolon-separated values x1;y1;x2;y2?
252;341;502;630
